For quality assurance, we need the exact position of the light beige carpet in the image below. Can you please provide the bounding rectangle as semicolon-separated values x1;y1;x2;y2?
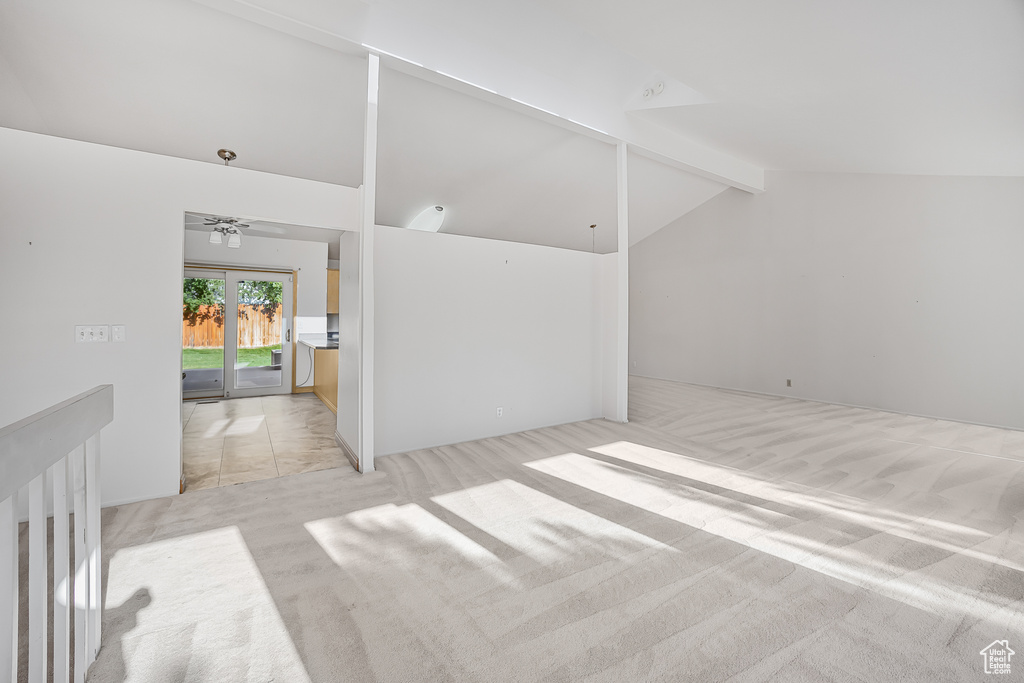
49;378;1024;681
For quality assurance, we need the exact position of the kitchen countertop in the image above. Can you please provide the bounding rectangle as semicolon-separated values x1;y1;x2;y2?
299;335;338;350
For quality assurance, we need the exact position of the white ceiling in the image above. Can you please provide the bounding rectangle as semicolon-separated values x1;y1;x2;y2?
539;0;1024;175
376;68;733;252
377;68;618;252
0;0;366;186
2;0;1020;254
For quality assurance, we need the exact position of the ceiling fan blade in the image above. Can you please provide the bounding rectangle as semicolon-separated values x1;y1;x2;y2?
245;224;288;234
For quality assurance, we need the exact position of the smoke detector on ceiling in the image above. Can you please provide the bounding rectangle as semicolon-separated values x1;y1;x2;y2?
642;81;665;100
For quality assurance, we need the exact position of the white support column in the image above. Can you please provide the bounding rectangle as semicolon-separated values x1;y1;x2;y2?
85;433;101;664
28;471;48;683
0;491;17;683
52;456;71;683
616;142;630;423
359;53;379;472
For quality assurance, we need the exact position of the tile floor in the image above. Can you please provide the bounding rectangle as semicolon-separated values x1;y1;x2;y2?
181;394;348;491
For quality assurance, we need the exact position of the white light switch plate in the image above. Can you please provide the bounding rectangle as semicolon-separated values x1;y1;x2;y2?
112;325;126;342
75;325;110;343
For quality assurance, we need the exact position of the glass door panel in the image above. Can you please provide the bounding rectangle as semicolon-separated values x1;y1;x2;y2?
222;271;292;398
234;278;284;390
182;270;226;399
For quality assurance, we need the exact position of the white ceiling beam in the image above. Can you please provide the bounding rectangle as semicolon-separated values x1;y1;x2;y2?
192;0;765;193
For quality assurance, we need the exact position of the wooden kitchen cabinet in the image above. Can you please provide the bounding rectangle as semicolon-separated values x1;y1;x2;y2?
313;348;338;414
326;268;339;314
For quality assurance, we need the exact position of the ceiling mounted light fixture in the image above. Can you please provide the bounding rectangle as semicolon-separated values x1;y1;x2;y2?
407;205;445;232
203;216;249;248
217;149;237;166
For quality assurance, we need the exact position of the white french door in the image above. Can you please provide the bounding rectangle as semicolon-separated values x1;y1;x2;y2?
182;269;293;399
224;270;293;398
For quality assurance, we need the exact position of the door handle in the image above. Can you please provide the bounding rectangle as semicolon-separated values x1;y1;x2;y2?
286;328;291;342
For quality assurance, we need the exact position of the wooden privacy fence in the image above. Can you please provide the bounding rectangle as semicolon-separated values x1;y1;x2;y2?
182;304;283;349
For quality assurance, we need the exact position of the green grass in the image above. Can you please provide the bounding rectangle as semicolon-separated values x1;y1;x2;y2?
182;345;282;370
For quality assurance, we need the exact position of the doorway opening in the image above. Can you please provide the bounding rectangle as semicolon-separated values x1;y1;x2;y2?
179;213;357;492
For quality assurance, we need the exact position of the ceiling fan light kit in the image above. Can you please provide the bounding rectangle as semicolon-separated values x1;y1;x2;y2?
203;216;249;248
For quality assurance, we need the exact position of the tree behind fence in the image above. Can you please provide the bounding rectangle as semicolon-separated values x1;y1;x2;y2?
182;304;283;348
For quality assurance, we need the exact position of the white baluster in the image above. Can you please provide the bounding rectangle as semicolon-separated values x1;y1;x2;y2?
0;491;17;683
73;448;88;683
53;454;72;683
85;433;102;664
28;471;48;683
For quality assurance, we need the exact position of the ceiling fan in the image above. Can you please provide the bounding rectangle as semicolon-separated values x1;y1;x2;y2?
203;217;247;248
185;213;288;248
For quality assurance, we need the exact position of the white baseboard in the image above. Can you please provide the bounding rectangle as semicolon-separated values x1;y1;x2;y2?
334;431;359;472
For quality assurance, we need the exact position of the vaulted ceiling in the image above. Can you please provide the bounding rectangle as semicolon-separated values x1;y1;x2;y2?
2;0;1020;253
541;0;1024;176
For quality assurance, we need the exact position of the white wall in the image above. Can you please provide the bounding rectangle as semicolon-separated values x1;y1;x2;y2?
336;230;360;452
630;171;1024;430
184;231;330;387
0;127;359;506
373;226;606;455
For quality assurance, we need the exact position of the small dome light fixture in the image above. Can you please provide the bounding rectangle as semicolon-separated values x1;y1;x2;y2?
407;205;445;232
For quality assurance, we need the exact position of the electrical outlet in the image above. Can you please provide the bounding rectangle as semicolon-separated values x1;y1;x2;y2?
496;407;503;418
96;325;109;342
786;379;792;387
